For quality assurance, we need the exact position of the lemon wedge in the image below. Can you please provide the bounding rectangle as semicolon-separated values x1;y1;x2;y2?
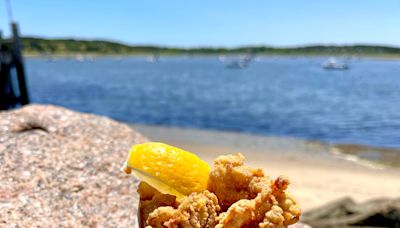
123;142;210;198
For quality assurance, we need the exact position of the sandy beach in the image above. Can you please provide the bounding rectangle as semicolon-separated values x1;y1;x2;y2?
132;124;400;212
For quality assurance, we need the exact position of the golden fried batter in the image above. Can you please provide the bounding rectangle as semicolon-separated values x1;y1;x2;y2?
146;190;220;228
215;176;300;227
207;153;264;210
215;199;255;227
208;154;301;227
145;207;178;228
138;182;178;227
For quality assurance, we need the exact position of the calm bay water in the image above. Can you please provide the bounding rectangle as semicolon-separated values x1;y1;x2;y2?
26;56;400;148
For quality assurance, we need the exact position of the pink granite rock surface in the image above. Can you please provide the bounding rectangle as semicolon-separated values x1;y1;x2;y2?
0;105;148;227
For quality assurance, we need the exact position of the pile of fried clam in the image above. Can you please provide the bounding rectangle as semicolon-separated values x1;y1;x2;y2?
125;143;301;228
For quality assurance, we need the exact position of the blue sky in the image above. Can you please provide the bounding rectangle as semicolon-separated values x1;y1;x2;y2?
1;0;399;47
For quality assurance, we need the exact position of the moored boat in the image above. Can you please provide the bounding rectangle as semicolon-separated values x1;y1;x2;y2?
323;58;349;70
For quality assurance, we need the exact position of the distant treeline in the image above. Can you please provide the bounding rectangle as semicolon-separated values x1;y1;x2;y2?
22;37;400;57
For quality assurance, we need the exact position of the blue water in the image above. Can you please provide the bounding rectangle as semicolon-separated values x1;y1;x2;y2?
26;56;400;148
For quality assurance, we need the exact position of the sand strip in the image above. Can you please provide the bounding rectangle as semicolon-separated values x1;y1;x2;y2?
131;124;400;211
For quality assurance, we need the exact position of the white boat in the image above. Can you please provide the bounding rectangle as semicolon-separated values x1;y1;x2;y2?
225;54;254;69
146;54;159;63
75;55;85;62
225;59;249;69
323;58;349;70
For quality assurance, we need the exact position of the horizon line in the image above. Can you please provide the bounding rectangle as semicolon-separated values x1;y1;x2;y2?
20;34;400;50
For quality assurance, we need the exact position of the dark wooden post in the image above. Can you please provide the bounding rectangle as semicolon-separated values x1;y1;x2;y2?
11;22;29;105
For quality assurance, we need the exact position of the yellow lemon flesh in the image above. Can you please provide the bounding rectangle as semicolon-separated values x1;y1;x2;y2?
123;142;210;198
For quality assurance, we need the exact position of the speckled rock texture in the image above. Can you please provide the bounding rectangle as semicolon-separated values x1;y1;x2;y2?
0;105;148;227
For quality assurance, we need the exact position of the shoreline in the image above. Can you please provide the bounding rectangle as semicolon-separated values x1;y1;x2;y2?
131;124;400;169
23;53;400;60
130;124;400;211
